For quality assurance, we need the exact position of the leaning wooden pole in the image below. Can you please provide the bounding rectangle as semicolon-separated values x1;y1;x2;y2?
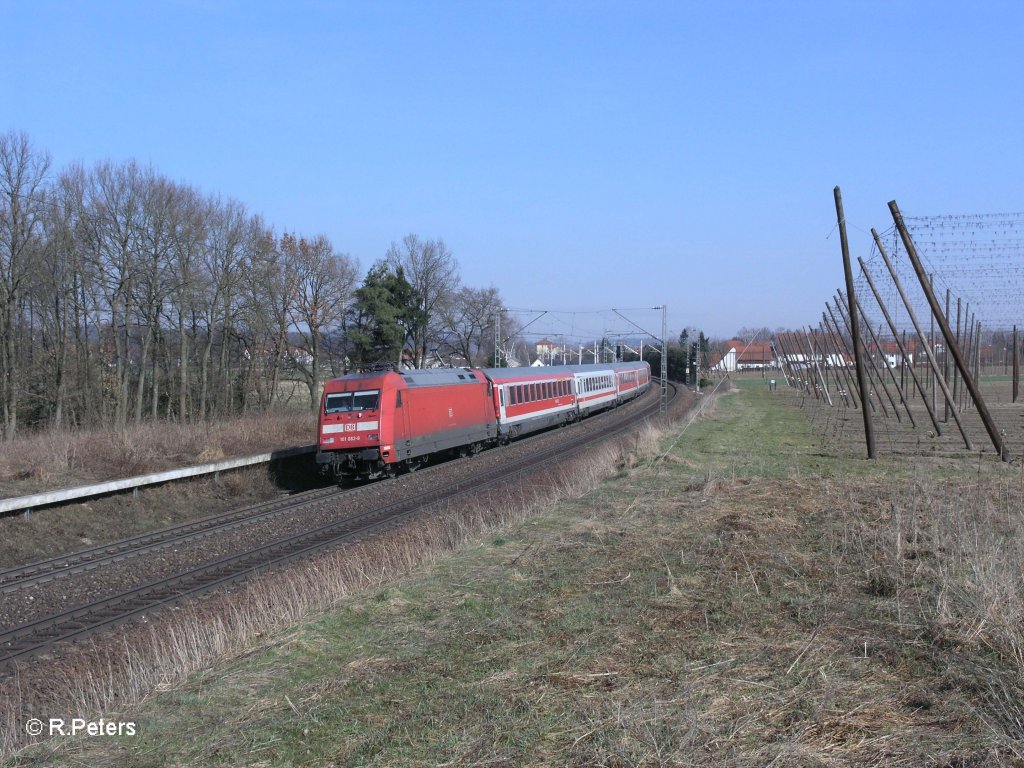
834;294;890;418
856;301;910;424
952;299;962;412
871;226;971;448
829;300;876;413
835;186;875;458
779;334;803;393
806;327;832;406
889;200;1007;461
818;322;850;407
858;255;940;436
944;289;952;423
1014;325;1019;403
819;317;851;405
819;309;860;411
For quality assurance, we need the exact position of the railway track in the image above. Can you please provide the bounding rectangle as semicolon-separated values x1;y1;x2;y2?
0;486;348;594
0;383;675;666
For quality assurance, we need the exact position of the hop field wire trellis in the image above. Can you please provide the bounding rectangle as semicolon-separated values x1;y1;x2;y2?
780;191;1024;463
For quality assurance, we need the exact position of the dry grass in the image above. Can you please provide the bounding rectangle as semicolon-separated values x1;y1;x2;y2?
837;473;1024;758
0;409;314;497
0;418;656;762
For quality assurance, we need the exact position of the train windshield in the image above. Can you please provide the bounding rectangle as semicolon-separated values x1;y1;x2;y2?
324;389;380;414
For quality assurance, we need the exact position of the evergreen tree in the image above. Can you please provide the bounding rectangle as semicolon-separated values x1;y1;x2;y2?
345;262;417;370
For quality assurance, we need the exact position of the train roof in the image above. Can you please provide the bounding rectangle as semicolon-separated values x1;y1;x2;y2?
396;368;484;387
326;368;484;389
479;361;648;378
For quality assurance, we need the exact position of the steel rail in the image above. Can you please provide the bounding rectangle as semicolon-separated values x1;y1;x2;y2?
0;485;349;594
0;383;674;666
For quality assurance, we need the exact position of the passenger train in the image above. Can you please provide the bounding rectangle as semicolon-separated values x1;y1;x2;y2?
315;361;652;482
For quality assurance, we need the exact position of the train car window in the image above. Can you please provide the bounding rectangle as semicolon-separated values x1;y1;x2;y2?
324;392;352;414
396;391;403;408
530;384;537;401
353;390;380;411
325;389;381;413
499;388;504;406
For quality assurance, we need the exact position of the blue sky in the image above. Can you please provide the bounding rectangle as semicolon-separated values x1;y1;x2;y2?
3;1;1022;339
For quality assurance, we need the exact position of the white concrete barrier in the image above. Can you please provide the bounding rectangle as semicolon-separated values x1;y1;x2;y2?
0;445;317;516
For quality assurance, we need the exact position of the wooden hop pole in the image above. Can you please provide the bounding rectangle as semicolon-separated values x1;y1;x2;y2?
835;186;875;458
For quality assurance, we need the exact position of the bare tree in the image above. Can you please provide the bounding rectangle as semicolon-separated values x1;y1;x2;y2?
386;234;460;367
0;131;51;439
165;185;209;421
282;233;357;410
437;285;504;366
195;197;245;419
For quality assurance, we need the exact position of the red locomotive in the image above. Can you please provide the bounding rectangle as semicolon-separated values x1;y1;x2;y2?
316;361;651;482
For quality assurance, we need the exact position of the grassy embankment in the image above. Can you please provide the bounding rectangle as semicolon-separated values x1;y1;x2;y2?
10;380;1024;766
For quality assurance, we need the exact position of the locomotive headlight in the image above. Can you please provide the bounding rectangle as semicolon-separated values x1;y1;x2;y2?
369;434;378;441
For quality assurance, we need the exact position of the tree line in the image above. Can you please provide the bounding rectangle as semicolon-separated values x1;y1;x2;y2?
0;131;509;439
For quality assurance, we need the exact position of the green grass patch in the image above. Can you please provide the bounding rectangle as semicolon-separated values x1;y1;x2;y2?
14;384;1020;767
